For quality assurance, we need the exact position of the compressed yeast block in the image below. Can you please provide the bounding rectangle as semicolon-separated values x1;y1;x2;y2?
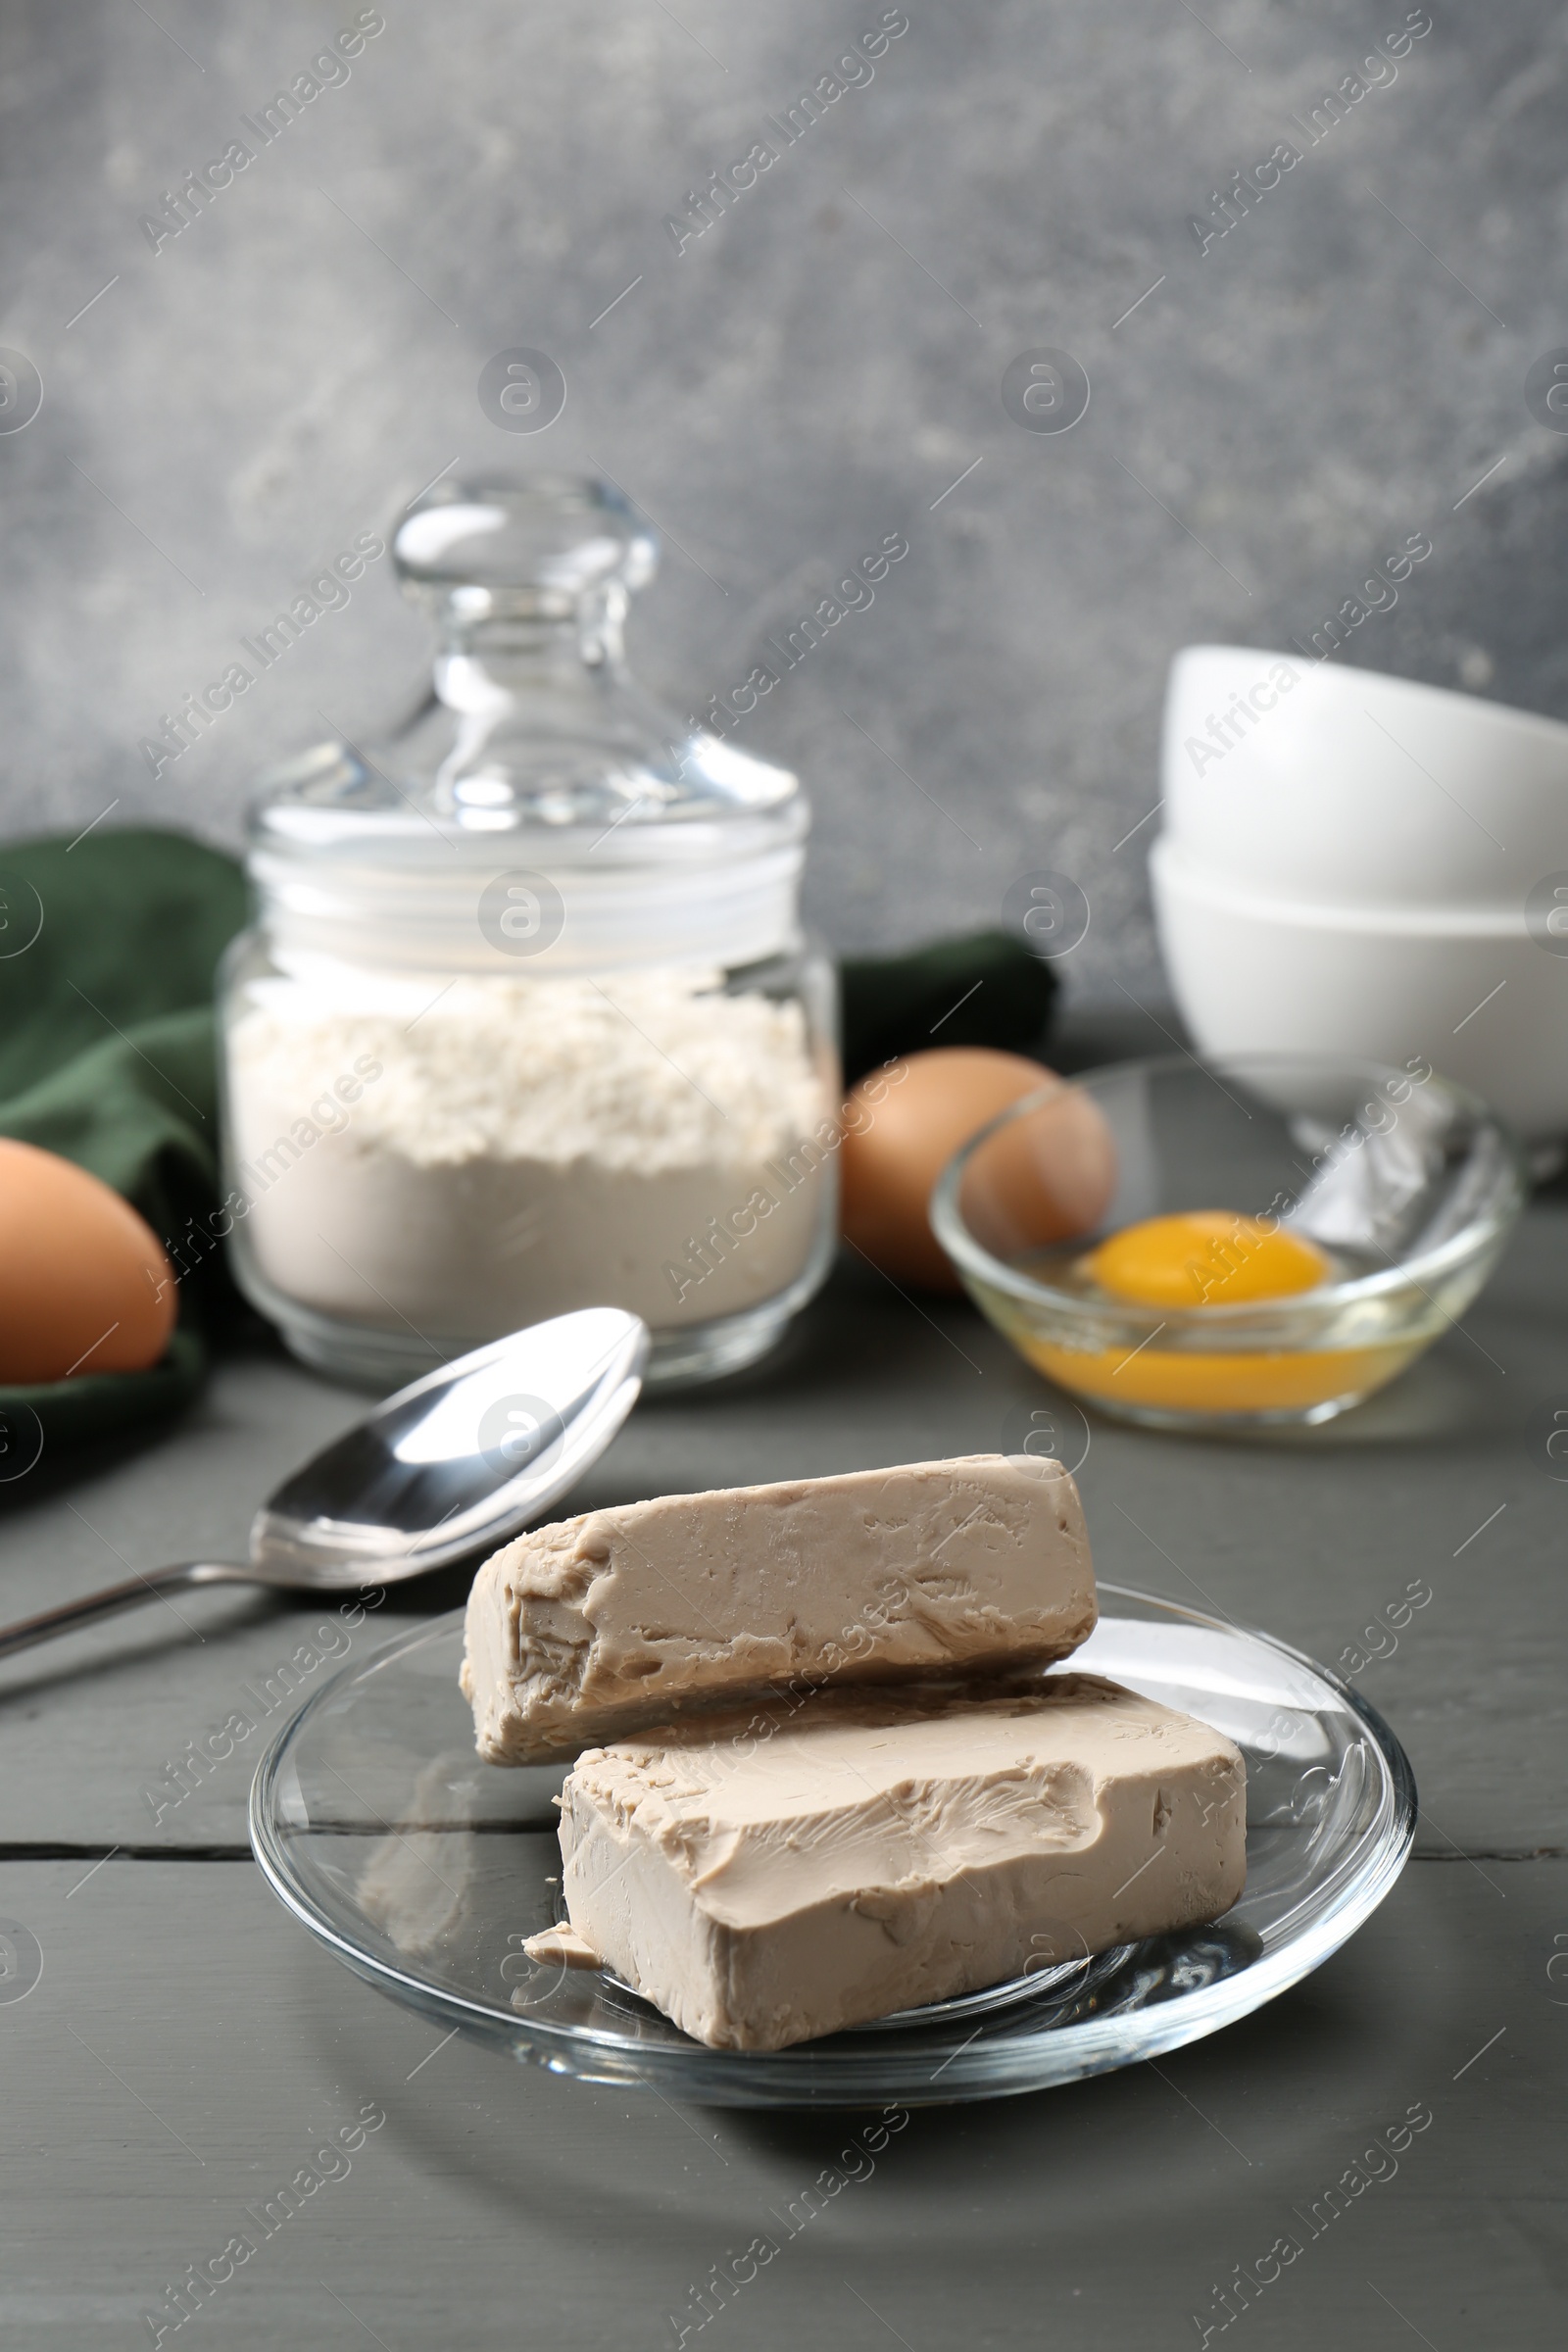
546;1674;1247;2050
462;1454;1095;1763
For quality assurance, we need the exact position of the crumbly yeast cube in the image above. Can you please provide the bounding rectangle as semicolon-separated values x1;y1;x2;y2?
546;1673;1247;2050
462;1454;1096;1763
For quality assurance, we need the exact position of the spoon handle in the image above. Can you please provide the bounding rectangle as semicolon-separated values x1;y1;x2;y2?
0;1562;251;1663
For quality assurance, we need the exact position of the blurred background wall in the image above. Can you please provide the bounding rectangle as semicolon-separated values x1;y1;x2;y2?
0;0;1563;1004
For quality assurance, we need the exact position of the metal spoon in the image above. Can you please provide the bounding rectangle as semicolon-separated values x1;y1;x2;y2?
0;1306;647;1663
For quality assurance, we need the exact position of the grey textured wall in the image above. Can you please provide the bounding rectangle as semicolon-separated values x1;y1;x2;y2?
1;0;1563;1003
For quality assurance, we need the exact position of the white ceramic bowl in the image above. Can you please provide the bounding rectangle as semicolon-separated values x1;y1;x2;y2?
1163;646;1568;910
1152;839;1568;1144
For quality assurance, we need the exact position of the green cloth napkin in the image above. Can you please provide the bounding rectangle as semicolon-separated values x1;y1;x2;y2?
839;930;1057;1086
0;829;1057;1449
0;830;248;1450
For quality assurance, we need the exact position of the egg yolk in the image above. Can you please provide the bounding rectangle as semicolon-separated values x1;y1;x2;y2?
1084;1211;1329;1310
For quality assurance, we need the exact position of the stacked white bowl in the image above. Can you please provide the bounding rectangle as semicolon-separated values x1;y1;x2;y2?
1151;646;1568;1146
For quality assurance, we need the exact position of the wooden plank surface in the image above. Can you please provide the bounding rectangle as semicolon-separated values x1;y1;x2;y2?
0;1003;1561;2345
0;1854;1557;2349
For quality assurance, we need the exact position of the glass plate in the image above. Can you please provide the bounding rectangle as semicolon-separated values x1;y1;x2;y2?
249;1587;1415;2109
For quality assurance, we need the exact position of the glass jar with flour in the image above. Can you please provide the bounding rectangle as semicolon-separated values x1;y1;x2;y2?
218;476;838;1387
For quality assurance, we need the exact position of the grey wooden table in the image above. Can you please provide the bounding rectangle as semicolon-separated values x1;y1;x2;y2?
1;1051;1563;2346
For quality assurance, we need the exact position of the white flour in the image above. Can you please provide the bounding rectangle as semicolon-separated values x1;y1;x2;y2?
225;969;832;1335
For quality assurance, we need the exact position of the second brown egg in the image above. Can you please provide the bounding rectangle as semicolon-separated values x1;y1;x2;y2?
840;1047;1115;1291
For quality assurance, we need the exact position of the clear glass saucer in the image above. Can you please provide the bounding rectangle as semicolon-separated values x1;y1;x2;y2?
249;1587;1415;2109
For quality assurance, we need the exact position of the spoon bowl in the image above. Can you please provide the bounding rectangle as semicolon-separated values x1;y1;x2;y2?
252;1306;646;1585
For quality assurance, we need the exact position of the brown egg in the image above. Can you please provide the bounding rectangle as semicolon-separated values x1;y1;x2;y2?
841;1047;1115;1291
0;1140;176;1383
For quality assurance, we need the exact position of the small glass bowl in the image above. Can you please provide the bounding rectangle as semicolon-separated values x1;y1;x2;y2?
930;1052;1528;1433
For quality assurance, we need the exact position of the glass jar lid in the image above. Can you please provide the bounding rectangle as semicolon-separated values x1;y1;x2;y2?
248;477;808;972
